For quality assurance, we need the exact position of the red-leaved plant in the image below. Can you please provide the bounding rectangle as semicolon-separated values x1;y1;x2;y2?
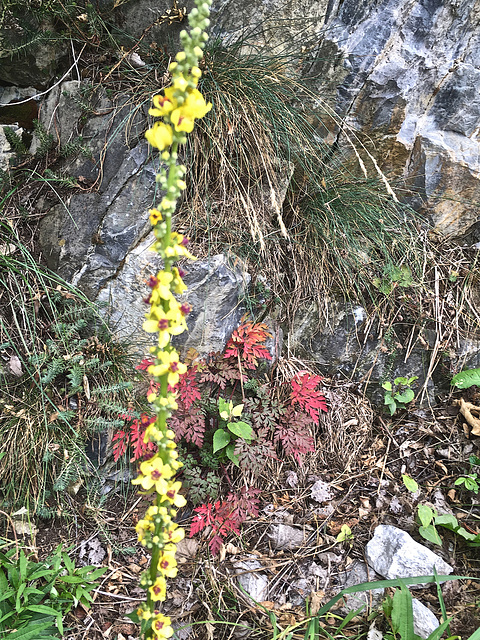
190;487;261;554
113;413;157;462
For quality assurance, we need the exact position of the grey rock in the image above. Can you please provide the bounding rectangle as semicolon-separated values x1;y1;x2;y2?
98;251;250;355
290;297;435;404
288;577;311;606
173;254;250;357
367;625;383;640
338;561;384;613
233;556;268;603
366;525;454;586
268;524;306;550
308;561;328;582
310;479;335;504
412;598;440;639
78;537;106;567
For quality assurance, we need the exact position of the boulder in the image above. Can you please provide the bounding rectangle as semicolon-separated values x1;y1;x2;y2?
365;525;453;586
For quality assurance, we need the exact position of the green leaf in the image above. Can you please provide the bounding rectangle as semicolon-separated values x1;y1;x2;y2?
315;575;470;622
336;524;353;542
435;514;480;542
394;389;414;404
418;524;442;546
417;505;435;528
392;584;416;640
227;420;254;440
7;622;54;639
434;514;459;529
382;382;393;391
126;610;140;623
225;443;239;466
425;617;453;640
402;475;418;493
213;429;230;453
231;404;244;417
26;604;60;617
61;552;75;574
452;367;480;389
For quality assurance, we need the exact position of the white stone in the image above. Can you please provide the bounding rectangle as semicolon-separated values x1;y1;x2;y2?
233;556;269;603
366;525;453;587
412;599;440;639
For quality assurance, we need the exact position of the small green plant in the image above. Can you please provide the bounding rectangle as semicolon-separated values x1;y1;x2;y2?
454;455;480;494
382;376;418;415
417;504;480;546
402;474;419;493
382;581;454;640
416;505;442;546
3;126;28;156
212;399;254;465
0;543;106;638
455;473;479;494
32;120;55;158
0;224;142;512
373;264;414;296
336;523;354;544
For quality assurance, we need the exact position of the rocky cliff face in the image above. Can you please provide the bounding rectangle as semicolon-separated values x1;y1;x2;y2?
213;0;480;238
2;0;480;399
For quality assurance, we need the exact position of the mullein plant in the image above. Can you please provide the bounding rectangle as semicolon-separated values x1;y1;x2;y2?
131;1;212;638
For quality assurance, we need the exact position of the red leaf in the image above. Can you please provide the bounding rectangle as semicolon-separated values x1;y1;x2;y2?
130;414;156;461
290;372;327;423
209;534;224;556
224;319;272;369
174;366;201;410
136;358;153;371
112;430;128;462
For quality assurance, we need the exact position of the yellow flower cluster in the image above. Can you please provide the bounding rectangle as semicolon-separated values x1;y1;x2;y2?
132;1;212;638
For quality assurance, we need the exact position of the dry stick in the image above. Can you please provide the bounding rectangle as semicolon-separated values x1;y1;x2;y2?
0;510;19;559
377;438;391;495
420;266;448;405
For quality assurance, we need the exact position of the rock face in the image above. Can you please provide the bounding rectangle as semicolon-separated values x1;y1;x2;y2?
3;0;480;392
365;525;454;585
214;0;480;239
98;249;250;355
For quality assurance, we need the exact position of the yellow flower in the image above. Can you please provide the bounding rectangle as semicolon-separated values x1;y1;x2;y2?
148;576;167;602
149;93;175;117
143;302;187;346
152;613;174;639
158;549;178;578
170;88;212;133
162;522;185;545
145;122;174;150
148;350;187;385
131;456;174;494
164;481;187;508
148;271;174;303
149;208;163;225
165;233;196;260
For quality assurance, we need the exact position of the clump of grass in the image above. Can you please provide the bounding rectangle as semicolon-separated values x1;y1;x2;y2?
0;222;143;513
178;37;423;320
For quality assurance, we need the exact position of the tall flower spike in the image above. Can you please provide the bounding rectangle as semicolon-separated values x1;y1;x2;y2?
132;1;213;638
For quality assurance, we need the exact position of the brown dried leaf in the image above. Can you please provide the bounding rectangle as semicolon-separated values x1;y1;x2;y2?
309;590;325;616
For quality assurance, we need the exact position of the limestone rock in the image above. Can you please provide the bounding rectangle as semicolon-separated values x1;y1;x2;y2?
233;556;269;602
337;561;384;613
365;525;454;586
412;598;440;639
268;524;306;550
98;250;249;355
